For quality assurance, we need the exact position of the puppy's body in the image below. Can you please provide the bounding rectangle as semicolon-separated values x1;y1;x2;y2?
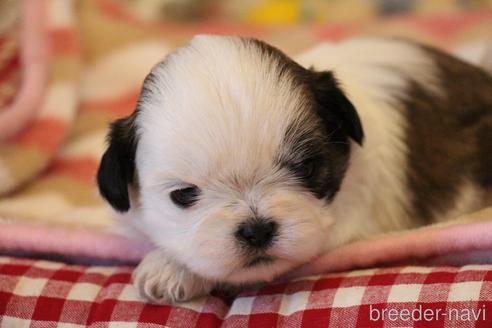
98;36;492;303
296;39;492;248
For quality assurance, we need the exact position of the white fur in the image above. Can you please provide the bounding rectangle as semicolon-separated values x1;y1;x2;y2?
125;36;475;303
133;249;213;304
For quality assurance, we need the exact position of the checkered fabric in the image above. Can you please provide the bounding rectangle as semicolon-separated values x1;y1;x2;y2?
1;257;492;327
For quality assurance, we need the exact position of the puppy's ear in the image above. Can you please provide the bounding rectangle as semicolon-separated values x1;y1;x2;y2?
309;71;364;145
97;114;138;212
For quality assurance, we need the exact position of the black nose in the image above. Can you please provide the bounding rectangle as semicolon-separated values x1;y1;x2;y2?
236;219;278;248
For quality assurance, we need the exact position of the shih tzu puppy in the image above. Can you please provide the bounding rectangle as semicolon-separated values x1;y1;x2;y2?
97;35;492;304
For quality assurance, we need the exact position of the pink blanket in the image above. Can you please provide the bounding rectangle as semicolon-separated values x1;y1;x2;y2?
0;0;49;140
291;215;492;278
2;211;492;275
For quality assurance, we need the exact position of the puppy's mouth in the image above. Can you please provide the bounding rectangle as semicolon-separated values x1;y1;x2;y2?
245;256;274;268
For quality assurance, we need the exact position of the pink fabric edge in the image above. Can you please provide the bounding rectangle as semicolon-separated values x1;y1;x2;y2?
0;222;153;262
2;217;492;273
0;0;50;140
290;219;492;278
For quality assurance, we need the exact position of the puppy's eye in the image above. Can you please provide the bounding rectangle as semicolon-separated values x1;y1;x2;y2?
296;158;317;179
170;186;200;208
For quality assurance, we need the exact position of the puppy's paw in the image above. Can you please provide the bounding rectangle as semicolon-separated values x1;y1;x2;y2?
133;250;213;304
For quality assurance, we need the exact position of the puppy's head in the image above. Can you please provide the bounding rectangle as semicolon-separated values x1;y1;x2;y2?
98;36;363;283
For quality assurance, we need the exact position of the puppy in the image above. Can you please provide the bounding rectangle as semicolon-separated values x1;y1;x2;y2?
97;36;492;304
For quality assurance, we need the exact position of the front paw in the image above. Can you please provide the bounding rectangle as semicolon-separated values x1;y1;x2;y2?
133;250;213;304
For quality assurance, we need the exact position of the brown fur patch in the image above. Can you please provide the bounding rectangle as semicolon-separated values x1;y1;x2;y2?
403;45;492;223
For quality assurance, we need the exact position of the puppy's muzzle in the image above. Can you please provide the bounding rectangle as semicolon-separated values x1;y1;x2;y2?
235;219;278;248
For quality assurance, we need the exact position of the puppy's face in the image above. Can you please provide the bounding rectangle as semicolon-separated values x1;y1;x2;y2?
98;36;363;284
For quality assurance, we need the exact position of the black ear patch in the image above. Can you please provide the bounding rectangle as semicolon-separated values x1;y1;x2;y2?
309;71;364;145
97;113;138;212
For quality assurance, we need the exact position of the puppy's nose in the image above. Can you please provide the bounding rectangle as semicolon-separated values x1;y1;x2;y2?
236;219;278;248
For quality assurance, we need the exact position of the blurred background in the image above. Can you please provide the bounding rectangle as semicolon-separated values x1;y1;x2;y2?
119;0;492;23
0;0;491;257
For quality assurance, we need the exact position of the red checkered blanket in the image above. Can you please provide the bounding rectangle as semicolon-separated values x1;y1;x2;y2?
1;256;491;327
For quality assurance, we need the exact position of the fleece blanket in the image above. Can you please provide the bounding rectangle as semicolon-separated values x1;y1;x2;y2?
0;0;492;274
